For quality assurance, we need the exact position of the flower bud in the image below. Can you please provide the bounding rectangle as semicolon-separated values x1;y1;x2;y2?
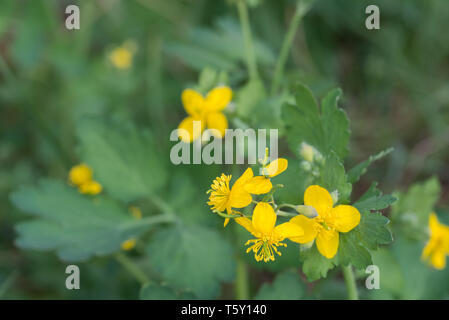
295;205;318;218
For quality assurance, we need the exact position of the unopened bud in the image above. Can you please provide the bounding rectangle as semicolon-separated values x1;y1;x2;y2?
299;142;315;162
295;205;318;218
300;161;312;172
330;190;339;205
300;240;314;251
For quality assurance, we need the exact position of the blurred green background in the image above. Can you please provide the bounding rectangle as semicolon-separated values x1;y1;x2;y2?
1;0;448;299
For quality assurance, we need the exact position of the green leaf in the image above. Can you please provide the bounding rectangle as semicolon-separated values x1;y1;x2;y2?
354;182;397;212
320;152;352;202
11;180;143;261
146;225;235;299
347;148;394;184
282;84;350;160
354;211;393;250
254;271;305;300
338;230;372;269
321;88;350;159
300;245;337;281
140;283;196;300
77;118;167;203
235;79;267;118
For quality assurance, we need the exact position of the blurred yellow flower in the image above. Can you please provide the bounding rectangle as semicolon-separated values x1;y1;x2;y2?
289;185;361;259
68;163;92;186
68;163;102;195
422;213;449;270
207;167;272;227
121;239;137;251
178;86;232;143
109;41;137;70
235;202;304;262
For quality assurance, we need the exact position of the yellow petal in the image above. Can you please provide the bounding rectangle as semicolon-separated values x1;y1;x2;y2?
263;158;288;177
69;164;93;186
244;176;272;195
224;218;230;227
205;86;232;112
178;116;204;143
331;205;361;233
229;168;254;209
121;239;137;251
304;185;333;217
181;89;204;116
316;228;339;259
252;202;276;234
235;217;256;235
430;250;446;270
79;180;102;195
289;215;319;243
274;221;304;239
206;112;228;138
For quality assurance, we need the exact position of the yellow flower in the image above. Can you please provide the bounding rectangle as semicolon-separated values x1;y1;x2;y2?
207;168;273;227
422;213;449;270
235;202;304;262
178;86;232;143
78;180;102;195
109;41;136;70
121;239;137;251
289;185;361;259
129;206;143;219
68;164;92;186
244;158;288;194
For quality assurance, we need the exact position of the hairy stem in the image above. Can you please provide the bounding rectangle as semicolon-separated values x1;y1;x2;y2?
115;252;150;286
236;0;259;81
342;265;359;300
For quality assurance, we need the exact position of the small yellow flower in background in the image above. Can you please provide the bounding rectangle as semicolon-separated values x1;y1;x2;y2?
121;239;137;251
235;202;304;262
178;86;232;143
68;164;102;195
78;180;102;195
109;40;137;70
290;185;361;259
121;206;143;251
422;213;449;270
68;164;92;186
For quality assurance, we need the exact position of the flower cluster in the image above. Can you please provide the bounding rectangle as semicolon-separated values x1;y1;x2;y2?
68;163;102;195
207;160;362;261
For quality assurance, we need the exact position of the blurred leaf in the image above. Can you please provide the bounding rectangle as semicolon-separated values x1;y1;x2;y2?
254;271;305;300
147;225;235;299
347;148;394;184
370;248;404;297
355;211;392;251
77;118;167;203
11;180;142;261
140;283;196;300
235;80;266;118
338;230;372;270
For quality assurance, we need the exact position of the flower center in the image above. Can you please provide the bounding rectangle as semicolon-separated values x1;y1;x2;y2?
244;236;287;263
207;174;232;212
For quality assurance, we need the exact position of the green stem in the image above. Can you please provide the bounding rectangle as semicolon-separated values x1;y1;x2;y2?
235;258;250;300
115;252;150;285
236;0;259;81
341;265;359;300
271;0;313;95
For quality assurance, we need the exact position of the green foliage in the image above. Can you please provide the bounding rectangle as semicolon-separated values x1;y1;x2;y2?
390;177;441;240
146;225;235;299
11;180;140;261
347;148;394;184
254;271;305;300
320;151;352;202
282;84;350;160
77;118;167;203
140;283;196;300
300;245;337;281
353;182;397;213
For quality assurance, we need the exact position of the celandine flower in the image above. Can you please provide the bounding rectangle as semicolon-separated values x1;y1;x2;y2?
289;185;361;259
68;164;102;195
109;41;137;70
236;202;304;262
178;86;232;143
422;213;449;270
244;158;288;193
207;168;267;226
